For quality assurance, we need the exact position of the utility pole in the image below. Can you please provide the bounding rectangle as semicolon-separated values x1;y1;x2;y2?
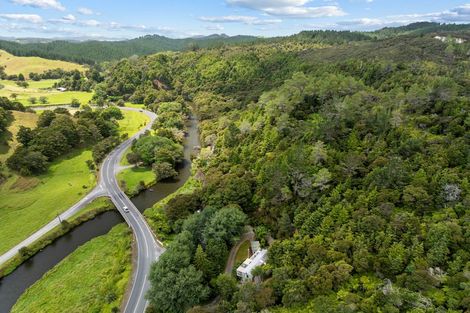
57;213;62;223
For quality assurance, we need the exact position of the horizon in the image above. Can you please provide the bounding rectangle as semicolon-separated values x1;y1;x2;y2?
0;1;470;40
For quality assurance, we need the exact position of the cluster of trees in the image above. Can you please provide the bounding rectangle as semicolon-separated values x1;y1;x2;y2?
0;106;9;133
98;25;470;313
7;106;123;175
0;97;28;182
189;64;468;312
127;102;187;181
28;68;77;81
147;205;247;313
53;69;101;92
0;96;27;112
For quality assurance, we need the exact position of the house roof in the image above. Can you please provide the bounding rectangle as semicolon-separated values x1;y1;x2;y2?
237;249;267;275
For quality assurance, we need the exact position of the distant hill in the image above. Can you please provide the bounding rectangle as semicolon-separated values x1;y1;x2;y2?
370;22;470;39
0;23;469;65
0;34;259;65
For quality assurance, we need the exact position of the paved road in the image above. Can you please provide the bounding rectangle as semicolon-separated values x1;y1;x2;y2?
99;108;164;313
0;107;164;313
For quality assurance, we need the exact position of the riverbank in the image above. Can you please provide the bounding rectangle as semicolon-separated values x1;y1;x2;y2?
0;197;115;278
11;224;132;313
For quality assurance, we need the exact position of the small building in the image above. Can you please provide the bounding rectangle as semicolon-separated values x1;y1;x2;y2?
236;249;268;282
56;87;67;92
250;241;260;254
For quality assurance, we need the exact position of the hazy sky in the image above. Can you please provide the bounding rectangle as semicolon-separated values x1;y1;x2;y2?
0;0;470;39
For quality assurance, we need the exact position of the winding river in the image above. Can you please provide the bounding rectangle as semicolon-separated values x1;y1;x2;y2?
0;115;200;312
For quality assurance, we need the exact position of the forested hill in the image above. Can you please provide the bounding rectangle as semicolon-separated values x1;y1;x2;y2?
0;34;258;64
1;22;469;65
90;24;470;313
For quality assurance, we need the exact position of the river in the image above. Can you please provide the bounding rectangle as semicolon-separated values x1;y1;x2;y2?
0;115;200;312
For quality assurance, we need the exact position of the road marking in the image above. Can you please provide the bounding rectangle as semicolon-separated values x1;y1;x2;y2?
133;274;148;313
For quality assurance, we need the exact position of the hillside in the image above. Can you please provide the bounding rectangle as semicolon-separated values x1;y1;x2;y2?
0;23;468;65
0;34;259;64
0;50;85;77
92;26;470;313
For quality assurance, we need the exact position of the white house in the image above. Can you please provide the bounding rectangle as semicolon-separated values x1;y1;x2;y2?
236;249;268;282
56;87;67;92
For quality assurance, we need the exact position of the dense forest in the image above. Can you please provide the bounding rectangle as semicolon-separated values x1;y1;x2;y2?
92;24;470;313
0;34;258;64
1;22;470;65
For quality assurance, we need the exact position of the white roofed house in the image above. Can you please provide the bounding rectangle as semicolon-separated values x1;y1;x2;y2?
236;248;268;282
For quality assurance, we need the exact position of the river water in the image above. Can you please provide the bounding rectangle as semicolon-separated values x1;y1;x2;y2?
0;115;199;312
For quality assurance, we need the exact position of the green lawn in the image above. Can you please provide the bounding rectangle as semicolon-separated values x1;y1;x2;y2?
0;150;96;255
235;240;250;265
0;49;85;77
11;224;132;313
0;79;93;106
118;109;150;137
117;166;155;196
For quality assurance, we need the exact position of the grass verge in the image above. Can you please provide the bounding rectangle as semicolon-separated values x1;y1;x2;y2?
11;224;132;313
0;197;115;278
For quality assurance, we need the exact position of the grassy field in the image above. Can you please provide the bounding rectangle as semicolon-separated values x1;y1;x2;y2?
0;149;96;255
234;240;250;265
11;224;132;313
0;197;115;278
117;166;156;196
0;50;85;77
0;79;92;106
118;109;150;137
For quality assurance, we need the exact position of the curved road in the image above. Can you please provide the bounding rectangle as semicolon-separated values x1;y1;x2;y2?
0;107;164;313
100;108;164;313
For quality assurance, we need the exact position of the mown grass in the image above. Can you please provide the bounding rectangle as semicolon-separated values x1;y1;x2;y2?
117;166;156;196
234;240;250;265
118;109;150;137
11;224;132;313
0;79;92;106
0;197;115;278
0;50;85;76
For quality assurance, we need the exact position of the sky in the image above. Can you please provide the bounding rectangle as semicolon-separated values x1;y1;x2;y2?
0;0;470;39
